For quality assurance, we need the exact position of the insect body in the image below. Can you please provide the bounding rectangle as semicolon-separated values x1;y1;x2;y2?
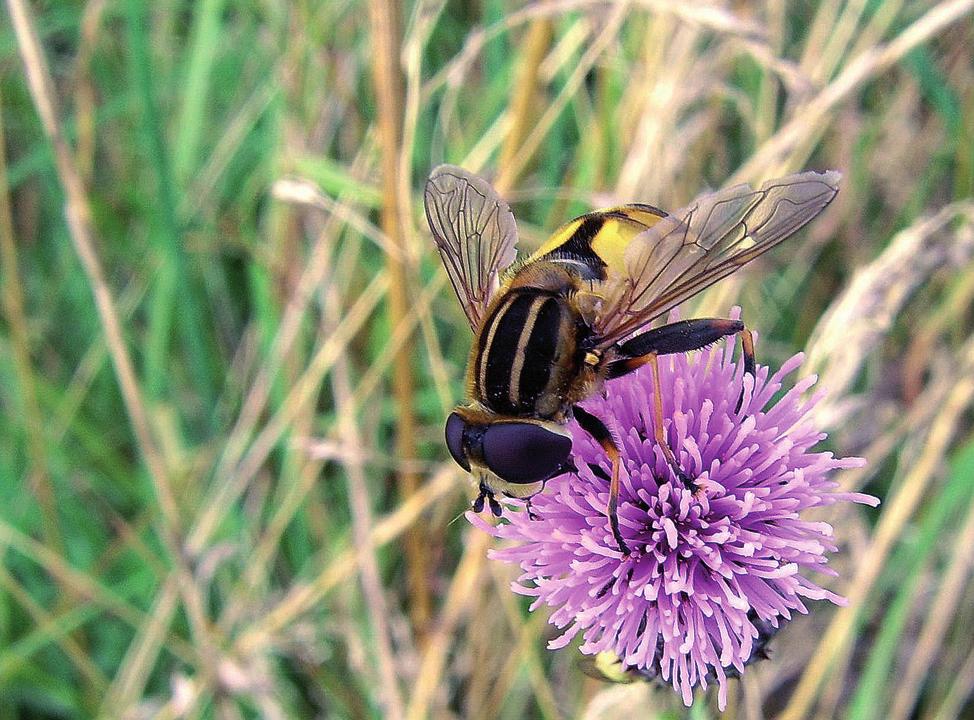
426;165;839;553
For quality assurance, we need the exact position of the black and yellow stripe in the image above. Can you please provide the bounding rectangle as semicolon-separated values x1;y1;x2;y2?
474;292;578;417
528;204;667;279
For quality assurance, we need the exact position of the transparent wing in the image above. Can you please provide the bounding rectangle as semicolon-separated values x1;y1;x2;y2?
425;165;519;329
595;171;840;346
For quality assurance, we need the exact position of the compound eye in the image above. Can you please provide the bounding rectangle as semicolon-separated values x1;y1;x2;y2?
445;412;470;471
482;423;572;484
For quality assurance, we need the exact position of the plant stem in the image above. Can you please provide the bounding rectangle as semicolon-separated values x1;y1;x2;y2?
367;0;430;641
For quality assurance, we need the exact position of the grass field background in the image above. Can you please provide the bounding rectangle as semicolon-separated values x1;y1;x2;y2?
2;0;974;717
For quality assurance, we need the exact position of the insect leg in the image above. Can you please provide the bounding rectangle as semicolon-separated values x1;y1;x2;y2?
607;318;744;377
606;318;752;487
474;481;502;516
647;352;694;488
736;327;755;413
573;406;629;554
606;318;757;410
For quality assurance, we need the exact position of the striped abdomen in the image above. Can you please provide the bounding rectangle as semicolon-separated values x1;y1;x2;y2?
471;291;581;418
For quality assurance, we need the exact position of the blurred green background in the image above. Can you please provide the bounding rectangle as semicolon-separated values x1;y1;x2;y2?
2;0;974;717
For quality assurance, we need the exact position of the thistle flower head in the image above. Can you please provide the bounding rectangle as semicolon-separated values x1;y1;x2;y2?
468;315;878;709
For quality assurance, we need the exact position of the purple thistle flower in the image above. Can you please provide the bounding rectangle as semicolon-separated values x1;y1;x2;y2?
467;314;878;709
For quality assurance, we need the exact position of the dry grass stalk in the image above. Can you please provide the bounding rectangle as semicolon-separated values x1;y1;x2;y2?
903;266;974;401
498;19;555;185
496;4;628;192
72;0;107;184
187;269;388;557
888;495;974;719
326;276;406;720
780;334;974;719
0;561;106;690
731;0;974;184
51;276;148;442
804;203;974;429
5;0;173;521
235;465;458;655
462;18;557;710
405;531;491;720
0;519;195;662
935;643;974;720
191;155;367;510
100;575;181;712
5;0;219;683
367;0;431;640
489;566;563;719
186;154;377;556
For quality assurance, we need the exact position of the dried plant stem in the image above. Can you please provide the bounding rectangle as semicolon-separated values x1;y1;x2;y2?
780;339;974;719
489;566;563;719
406;531;491;720
236;466;458;655
455;19;556;710
804;203;974;427
368;0;430;640
52;276;148;443
935;642;974;720
754;2;785;145
904;265;974;400
6;0;177;548
73;0;107;184
498;18;553;182
223;272;389;507
5;0;217;679
187;164;376;556
218;272;446;633
100;574;181;712
496;4;627;193
188;268;387;557
0;519;194;662
730;0;974;184
327;283;405;720
888;493;974;720
0;561;106;691
387;0;458;425
477;610;554;720
780;0;901;177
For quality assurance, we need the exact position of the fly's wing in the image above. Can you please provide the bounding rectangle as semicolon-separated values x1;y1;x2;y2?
594;171;840;347
425;165;519;329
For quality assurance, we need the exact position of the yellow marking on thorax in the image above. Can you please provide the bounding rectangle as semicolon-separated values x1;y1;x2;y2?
527;206;666;277
530;218;583;260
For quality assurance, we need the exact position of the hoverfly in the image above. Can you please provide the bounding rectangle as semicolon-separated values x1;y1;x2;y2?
577;610;778;684
426;165;839;554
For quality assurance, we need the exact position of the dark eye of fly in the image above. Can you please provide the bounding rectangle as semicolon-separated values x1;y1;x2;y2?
482;423;572;484
445;412;470;471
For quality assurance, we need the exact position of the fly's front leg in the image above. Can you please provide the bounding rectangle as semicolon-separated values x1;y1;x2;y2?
573;406;629;554
736;327;755;412
606;318;757;484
